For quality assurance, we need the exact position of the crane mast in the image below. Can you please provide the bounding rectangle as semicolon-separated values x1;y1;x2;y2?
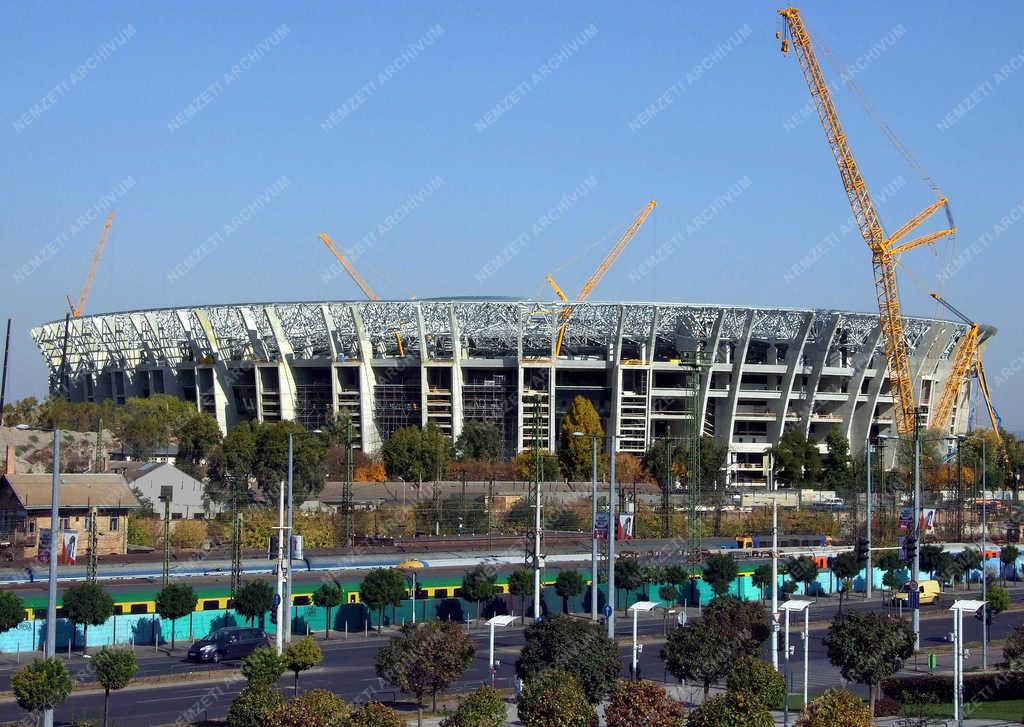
547;200;656;356
319;232;380;301
778;8;956;435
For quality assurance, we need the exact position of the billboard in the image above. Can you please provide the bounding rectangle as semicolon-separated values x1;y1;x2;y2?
38;529;78;565
593;513;610;540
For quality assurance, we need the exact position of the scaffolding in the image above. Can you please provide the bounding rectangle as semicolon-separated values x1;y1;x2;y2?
463;371;517;458
375;383;420;439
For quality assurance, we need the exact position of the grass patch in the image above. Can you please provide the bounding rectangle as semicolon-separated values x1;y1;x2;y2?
907;698;1024;721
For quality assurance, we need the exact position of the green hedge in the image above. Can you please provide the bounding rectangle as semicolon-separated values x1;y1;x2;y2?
881;672;1024;703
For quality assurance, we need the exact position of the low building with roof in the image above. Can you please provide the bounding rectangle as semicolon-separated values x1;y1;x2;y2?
107;460;219;519
0;472;140;558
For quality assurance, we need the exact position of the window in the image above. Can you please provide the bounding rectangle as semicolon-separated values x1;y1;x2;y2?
59;517;70;530
129;603;148;615
293;595;311;606
202;600;220;611
108;515;119;532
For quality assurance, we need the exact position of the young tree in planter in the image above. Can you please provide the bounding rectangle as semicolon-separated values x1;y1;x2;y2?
555;570;585;614
62;581;114;652
0;590;27;635
786;555;819;597
234;579;275;628
703;553;738;598
823;610;914;714
284;637;322;694
516;614;620;704
376;621;475;725
93;647;137;727
312;583;342;639
155;583;198;650
516;669;597;727
752;563;774;604
604;679;685;727
11;658;75;727
508;568;534;623
240;646;286;687
661;620;736;698
830;552;863;614
1000;544;1019;583
462;565;497;620
360;567;407;629
614;557;645;608
726;655;785;709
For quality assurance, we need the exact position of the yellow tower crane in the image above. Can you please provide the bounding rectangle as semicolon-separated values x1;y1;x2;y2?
778;8;956;435
929;293;1003;454
546;200;656;356
67;210;115;318
319;232;406;356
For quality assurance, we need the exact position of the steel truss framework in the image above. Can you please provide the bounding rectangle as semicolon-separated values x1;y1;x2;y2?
32;299;976;471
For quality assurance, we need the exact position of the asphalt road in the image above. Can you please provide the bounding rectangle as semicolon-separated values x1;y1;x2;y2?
1;594;1021;727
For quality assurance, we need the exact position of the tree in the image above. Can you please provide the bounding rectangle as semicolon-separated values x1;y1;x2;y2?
727;655;785;710
823;611;914;713
685;690;772;727
918;544;945;577
769;430;822;487
604;679;685;727
559;395;603;481
703;553;738;598
382;425;453;482
93;647;137;727
62;581;114;651
555;570;585;614
508;568;534;623
614;557;645;608
240;645;286;687
462;565;498;620
0;590;27;634
270;689;349;727
360;567;407;629
251;421;327;499
1004;623;1024;670
1000;545;1019;582
516;614;620;703
456;420;502;461
347;702;405;727
376;621;475;725
11;658;74;726
227;685;284;727
512;448;561;481
954;548;982;590
117;394;196;459
175;412;222;479
830;552;863;613
234;580;274;628
876;551;905;599
701;597;771;656
313;583;342;639
207;420;257;502
155;583;197;650
752;564;774;604
822;428;854;490
439;684;507;727
795;689;872;727
516;668;597;727
786;555;819;596
284;637;322;693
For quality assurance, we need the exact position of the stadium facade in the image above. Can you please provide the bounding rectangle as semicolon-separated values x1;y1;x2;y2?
32;299;980;486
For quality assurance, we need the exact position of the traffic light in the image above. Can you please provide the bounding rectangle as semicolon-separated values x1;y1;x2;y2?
901;535;917;562
855;537;869;562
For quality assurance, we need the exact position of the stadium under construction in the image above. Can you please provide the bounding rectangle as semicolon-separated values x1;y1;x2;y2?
31;298;981;486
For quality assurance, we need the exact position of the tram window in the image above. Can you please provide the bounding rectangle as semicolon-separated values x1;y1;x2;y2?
202;600;221;610
130;603;148;615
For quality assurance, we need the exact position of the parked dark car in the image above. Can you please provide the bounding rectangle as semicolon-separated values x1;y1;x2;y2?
187;627;270;663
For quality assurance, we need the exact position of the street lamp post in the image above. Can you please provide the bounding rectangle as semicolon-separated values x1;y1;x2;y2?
572;432;600;621
866;437;872;600
980;436;988;669
608;434;618;639
879;430;920;649
44;431;61;727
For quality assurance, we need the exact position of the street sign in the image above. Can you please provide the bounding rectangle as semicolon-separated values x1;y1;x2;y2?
604;604;613;619
273;594;281;608
594;513;610;540
898;507;913;529
908;581;920;610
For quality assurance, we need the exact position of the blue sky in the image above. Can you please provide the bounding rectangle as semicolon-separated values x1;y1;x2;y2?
2;1;1022;432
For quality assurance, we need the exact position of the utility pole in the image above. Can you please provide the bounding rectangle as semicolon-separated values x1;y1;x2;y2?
912;408;923;651
532;395;543;621
607;434;618;638
230;483;243;598
487;476;494;549
342;417;354;546
0;318;11;420
160;486;172;589
866;438;872;599
591;436;598;621
981;436;988;669
283;434;294;644
87;504;98;582
274;482;287;654
44;431;61;727
771;499;779;672
661;438;671;538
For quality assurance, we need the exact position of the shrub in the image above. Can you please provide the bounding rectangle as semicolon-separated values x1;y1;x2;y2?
726;655;786;709
169;520;206;549
440;684;506;727
517;669;597;727
796;689;872;727
873;696;902;717
240;646;286;687
346;701;405;727
1004;623;1024;670
226;684;283;727
270;689;348;727
605;679;685;727
11;658;75;714
685;691;772;727
127;515;158;547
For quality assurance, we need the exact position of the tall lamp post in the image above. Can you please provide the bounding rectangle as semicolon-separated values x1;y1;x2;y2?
44;431;62;727
879;430;921;649
865;435;873;600
571;431;600;621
